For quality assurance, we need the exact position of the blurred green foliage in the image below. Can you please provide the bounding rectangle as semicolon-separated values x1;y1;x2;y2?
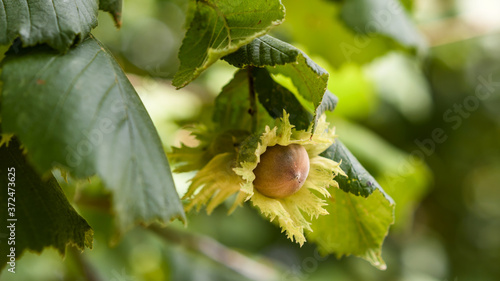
3;0;500;280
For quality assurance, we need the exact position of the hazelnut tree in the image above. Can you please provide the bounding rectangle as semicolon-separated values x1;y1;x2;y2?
0;0;425;276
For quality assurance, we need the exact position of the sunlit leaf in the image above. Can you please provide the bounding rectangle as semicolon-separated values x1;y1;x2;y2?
172;0;285;88
312;138;395;269
0;36;185;231
224;35;337;129
224;34;329;111
308;188;394;270
252;67;312;130
333;118;431;230
0;137;93;271
267;51;329;115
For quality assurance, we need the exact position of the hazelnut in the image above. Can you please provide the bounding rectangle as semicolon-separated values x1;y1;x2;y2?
253;144;310;198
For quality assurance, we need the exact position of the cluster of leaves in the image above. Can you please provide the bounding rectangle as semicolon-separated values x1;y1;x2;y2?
0;0;425;274
171;0;397;269
0;0;184;272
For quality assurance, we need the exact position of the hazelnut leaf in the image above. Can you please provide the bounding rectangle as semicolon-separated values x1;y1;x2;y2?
252;67;313;131
223;35;338;129
308;188;394;270
173;0;285;88
222;34;300;68
321;139;393;200
0;0;99;52
1;36;185;231
99;0;123;27
0;137;93;271
311;139;395;270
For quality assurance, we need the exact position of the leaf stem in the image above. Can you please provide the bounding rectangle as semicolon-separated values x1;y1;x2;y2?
247;66;258;132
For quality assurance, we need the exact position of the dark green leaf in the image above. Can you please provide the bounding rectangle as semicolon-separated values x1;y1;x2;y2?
223;35;337;129
252;67;312;130
222;35;299;68
339;0;424;48
321;140;393;201
1;36;185;231
0;0;99;52
99;0;123;27
0;137;93;271
213;69;254;131
314;90;338;125
172;0;285;88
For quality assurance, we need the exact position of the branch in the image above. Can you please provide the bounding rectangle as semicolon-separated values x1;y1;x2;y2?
148;225;281;281
247;66;258;132
74;195;282;281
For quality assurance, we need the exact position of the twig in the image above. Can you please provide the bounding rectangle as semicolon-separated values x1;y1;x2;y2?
247;66;258;132
74;192;282;280
149;225;281;281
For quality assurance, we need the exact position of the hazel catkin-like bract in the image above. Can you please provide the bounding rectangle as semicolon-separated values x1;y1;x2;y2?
252;144;310;198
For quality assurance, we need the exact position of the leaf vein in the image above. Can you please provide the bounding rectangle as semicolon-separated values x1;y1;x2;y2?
1;1;8;38
24;0;32;39
43;49;104;140
49;0;63;42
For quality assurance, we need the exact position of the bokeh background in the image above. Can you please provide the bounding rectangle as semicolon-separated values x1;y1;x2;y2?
3;0;500;280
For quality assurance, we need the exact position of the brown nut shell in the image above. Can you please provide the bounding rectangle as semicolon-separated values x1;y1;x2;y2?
253;144;310;198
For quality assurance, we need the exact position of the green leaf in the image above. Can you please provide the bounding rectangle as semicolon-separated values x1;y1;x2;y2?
0;0;99;52
308;188;394;270
314;90;338;125
213;68;274;132
267;51;329;115
0;36;185;231
252;67;312;130
0;137;93;271
223;35;337;129
339;0;424;48
333;118;431;231
172;0;285;88
222;35;300;68
213;69;254;131
321;140;393;200
99;0;123;27
309;126;396;269
222;34;329;111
